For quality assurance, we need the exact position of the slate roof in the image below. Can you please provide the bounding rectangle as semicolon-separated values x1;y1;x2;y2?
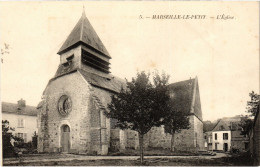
47;65;126;95
168;78;194;113
54;62;77;78
168;77;203;121
57;11;110;58
203;121;218;132
78;69;126;93
212;116;242;132
2;102;37;116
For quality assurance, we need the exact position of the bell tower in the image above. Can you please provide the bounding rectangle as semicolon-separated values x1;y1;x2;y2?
57;9;111;77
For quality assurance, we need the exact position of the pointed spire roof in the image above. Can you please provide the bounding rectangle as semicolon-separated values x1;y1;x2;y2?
58;11;110;58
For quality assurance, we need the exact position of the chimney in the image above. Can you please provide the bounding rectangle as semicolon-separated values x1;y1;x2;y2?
17;98;26;108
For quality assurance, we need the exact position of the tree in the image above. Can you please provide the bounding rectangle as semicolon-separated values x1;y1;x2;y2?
239;91;259;137
163;101;190;152
246;91;259;117
105;71;171;164
239;116;253;137
2;120;22;157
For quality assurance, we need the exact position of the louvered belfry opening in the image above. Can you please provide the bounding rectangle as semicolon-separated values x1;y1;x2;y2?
81;49;110;73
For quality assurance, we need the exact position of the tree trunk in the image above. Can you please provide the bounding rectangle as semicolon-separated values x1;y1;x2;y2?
171;133;175;152
138;133;144;164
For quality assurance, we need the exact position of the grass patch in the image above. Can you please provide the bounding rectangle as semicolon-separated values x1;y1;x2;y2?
108;147;200;156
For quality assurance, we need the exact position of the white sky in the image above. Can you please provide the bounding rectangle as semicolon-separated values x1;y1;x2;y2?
0;1;259;121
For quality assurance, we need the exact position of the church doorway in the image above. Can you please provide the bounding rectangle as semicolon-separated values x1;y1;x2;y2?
61;124;70;152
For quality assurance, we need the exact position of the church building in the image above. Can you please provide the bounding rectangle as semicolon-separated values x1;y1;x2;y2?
37;11;203;155
37;11;125;155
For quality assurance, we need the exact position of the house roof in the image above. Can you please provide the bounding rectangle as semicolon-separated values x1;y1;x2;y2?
2;102;37;116
57;11;110;58
212;116;242;132
168;77;203;121
203;121;218;132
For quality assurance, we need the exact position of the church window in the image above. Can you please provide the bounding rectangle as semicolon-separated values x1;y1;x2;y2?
66;54;74;61
58;95;72;116
63;62;70;67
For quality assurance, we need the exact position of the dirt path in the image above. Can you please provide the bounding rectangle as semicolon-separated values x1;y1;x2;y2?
3;153;229;165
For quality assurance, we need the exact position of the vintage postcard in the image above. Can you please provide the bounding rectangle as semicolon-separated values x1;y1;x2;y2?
1;1;259;166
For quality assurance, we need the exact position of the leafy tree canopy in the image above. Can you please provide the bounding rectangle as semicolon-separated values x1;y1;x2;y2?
105;71;171;163
105;71;171;135
246;91;259;117
239;91;259;137
163;105;190;135
239;116;254;137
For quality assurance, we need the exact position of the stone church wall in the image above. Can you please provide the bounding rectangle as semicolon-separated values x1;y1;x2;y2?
110;129;127;151
193;115;204;150
146;126;171;149
38;72;93;153
120;115;204;152
146;115;196;151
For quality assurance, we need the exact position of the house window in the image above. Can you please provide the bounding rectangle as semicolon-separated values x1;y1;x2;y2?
24;133;27;143
16;133;27;143
223;133;228;140
215;133;217;140
215;143;218;150
18;118;24;128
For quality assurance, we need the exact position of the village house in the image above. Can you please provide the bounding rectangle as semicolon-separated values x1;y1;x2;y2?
204;131;213;151
37;11;204;155
210;116;248;152
2;99;38;143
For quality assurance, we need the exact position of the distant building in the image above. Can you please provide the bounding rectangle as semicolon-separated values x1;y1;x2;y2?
2;99;38;142
204;131;213;151
211;116;248;152
230;121;249;151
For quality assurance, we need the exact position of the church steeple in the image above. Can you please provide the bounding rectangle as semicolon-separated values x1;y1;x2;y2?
58;11;110;58
57;10;111;74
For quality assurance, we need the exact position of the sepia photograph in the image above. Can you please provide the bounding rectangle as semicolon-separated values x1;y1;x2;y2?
0;1;259;166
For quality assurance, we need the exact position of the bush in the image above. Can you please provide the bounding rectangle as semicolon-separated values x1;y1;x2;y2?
2;134;16;158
